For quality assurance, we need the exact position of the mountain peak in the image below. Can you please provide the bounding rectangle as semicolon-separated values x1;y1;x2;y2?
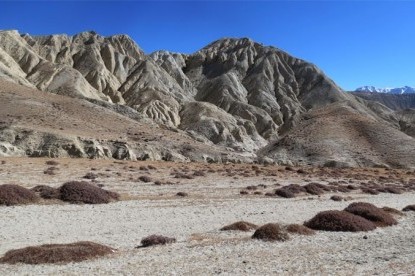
355;86;415;94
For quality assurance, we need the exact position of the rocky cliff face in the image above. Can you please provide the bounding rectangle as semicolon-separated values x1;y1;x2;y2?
1;30;414;167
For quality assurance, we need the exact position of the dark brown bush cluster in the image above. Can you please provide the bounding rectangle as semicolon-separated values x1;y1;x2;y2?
176;192;188;197
0;184;39;206
274;184;306;198
83;172;98;180
304;210;376;232
0;241;115;264
330;195;344;201
344;202;397;227
252;223;289;241
285;224;315;236
381;207;405;217
138;176;152;183
139;235;176;247
59;181;119;204
45;160;60;166
402;205;415;212
44;167;59;175
220;221;258;232
31;185;60;200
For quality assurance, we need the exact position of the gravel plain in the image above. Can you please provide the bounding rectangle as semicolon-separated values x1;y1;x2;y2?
0;158;414;275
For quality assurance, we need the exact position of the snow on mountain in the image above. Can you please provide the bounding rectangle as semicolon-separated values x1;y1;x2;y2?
355;86;415;94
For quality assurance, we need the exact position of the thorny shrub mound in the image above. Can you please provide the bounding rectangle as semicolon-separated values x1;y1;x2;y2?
402;205;415;212
0;184;39;206
139;235;176;247
220;221;258;232
31;185;60;200
304;210;376;232
344;202;397;227
381;207;405;217
286;224;315;235
252;223;290;241
0;241;115;264
59;181;119;204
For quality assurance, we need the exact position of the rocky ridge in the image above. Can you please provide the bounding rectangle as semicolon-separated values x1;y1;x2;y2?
0;30;415;167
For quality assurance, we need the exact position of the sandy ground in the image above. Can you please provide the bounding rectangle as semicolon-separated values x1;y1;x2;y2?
0;158;414;275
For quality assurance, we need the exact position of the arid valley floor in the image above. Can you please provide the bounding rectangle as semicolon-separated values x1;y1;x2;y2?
0;157;414;275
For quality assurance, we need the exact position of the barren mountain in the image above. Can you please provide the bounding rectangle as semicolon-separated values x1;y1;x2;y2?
0;30;414;168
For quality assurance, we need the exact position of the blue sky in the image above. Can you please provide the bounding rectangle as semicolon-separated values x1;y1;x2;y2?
0;1;414;90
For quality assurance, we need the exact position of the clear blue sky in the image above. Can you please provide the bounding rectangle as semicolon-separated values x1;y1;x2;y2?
1;1;414;91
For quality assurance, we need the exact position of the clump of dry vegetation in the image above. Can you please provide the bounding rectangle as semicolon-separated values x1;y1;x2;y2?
252;223;290;241
59;181;119;204
220;221;258;232
330;195;344;201
138;176;152;183
285;224;315;236
402;205;415;212
381;206;405;217
45;160;60;166
304;210;376;232
43;167;59;175
139;235;176;247
31;185;60;200
0;241;115;264
344;202;397;227
0;184;39;206
176;192;188;197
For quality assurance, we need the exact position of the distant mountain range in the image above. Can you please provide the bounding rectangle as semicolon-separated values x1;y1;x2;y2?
355;86;415;94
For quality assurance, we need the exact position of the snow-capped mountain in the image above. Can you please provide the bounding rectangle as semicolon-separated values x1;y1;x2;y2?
355;86;415;94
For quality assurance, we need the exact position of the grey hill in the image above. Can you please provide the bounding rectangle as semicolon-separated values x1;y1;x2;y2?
0;30;414;168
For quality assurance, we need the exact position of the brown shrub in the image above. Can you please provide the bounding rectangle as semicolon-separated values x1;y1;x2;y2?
0;184;39;206
138;176;152;183
246;185;257;191
344;202;397;227
252;223;289;241
304;183;327;195
176;192;188;197
45;160;59;166
0;241;114;264
59;181;119;204
83;172;98;180
193;170;206;177
254;191;263;195
361;188;379;195
139;235;176;247
384;186;403;194
286;224;315;235
240;190;249;195
44;167;59;175
220;221;258;231
304;210;376;232
147;165;157;170
381;206;405;217
330;195;344;201
31;185;60;200
402;205;415;212
275;188;295;198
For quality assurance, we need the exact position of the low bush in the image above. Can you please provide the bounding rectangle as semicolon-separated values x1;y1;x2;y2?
381;206;405;217
285;224;315;235
139;235;176;247
176;192;188;197
402;205;415;212
344;202;397;227
0;241;115;264
138;176;152;183
59;181;119;204
0;184;39;206
31;185;60;200
304;210;376;232
252;223;289;241
220;221;258;232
